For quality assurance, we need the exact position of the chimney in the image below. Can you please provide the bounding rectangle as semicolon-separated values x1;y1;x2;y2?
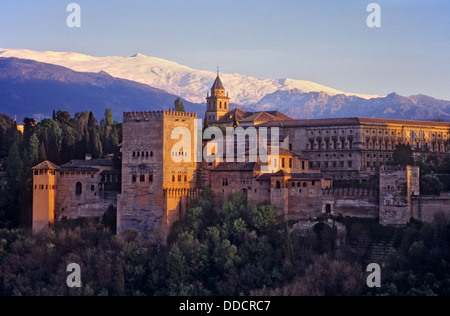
85;154;93;161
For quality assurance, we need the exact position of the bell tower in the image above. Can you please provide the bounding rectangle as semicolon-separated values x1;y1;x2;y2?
205;68;230;125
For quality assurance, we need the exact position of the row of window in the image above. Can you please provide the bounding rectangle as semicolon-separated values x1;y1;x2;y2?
311;130;353;135
132;174;154;183
208;101;228;111
35;184;57;190
173;175;188;183
34;170;56;176
132;151;154;158
290;181;316;188
309;140;353;150
366;130;448;138
59;173;95;179
310;161;353;169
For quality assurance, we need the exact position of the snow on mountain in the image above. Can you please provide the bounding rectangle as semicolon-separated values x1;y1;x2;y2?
0;48;380;105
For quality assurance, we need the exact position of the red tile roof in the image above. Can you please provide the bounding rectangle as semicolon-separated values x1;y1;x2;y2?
32;160;60;170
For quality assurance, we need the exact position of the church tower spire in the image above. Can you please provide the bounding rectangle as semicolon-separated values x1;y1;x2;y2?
205;69;230;125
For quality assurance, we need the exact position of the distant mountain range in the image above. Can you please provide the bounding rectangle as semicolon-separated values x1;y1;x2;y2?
0;48;449;123
244;89;450;121
0;57;202;122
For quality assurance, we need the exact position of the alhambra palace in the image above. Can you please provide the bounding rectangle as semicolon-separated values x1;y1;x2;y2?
32;75;450;242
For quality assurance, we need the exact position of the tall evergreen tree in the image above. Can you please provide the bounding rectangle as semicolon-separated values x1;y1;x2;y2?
38;142;47;163
28;133;39;167
104;108;113;127
174;97;185;113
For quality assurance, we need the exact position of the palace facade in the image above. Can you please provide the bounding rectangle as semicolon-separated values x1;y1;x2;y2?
32;75;450;243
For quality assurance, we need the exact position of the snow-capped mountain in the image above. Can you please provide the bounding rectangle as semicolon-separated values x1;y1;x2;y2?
0;48;379;105
1;48;449;123
242;90;450;121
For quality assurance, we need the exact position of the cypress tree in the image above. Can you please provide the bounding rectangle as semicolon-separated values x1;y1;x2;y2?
174;97;185;113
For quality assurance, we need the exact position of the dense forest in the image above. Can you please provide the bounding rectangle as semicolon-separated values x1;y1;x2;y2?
0;109;121;228
0;191;449;296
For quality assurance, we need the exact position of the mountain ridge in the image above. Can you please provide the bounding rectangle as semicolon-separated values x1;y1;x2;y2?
0;48;381;105
0;49;449;123
0;57;203;122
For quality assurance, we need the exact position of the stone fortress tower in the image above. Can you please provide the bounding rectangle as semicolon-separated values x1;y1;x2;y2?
117;110;199;243
32;161;59;233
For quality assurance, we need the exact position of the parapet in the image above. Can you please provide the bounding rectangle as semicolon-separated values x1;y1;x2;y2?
123;110;198;122
322;187;379;197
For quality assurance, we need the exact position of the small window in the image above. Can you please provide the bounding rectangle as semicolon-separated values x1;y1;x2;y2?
76;182;82;195
140;175;145;182
132;175;137;183
178;175;182;182
91;185;95;192
184;175;187;182
172;175;175;182
149;175;153;182
303;182;307;188
276;181;281;189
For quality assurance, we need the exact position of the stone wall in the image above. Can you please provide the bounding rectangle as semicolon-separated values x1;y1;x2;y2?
56;172;116;220
118;111;199;243
379;166;420;225
411;193;450;222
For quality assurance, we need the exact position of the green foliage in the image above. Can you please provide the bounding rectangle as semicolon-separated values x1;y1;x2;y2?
391;144;414;166
174;97;185;113
420;174;444;195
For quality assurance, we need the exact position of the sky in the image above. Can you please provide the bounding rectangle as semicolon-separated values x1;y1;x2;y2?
1;0;449;100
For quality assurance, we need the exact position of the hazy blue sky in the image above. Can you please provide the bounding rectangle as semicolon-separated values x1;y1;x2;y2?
1;0;449;100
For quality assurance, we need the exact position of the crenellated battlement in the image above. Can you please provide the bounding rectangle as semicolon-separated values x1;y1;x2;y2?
123;110;198;122
322;187;379;197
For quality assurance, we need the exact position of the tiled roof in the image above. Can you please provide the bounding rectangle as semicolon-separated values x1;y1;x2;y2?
59;167;99;173
289;173;324;180
32;160;60;170
212;161;261;172
211;75;225;90
260;117;450;128
61;159;115;168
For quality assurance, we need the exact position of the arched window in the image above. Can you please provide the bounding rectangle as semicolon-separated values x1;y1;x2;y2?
220;102;222;109
132;175;137;183
184;175;187;182
303;182;307;187
276;181;281;189
76;182;82;195
172;175;175;182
